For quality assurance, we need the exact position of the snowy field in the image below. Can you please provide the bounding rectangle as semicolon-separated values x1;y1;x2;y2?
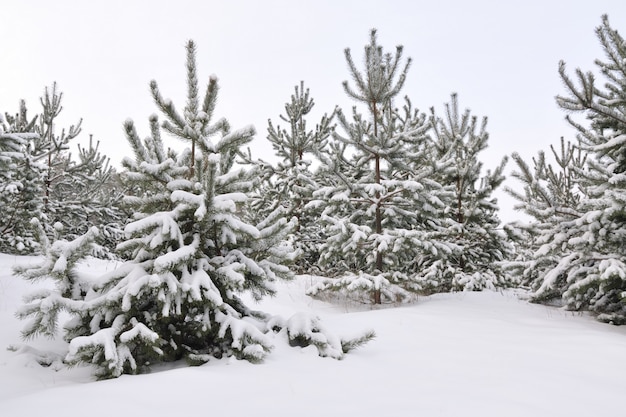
1;253;624;417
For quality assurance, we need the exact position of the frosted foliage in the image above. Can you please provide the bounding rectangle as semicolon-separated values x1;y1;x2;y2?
249;81;334;275
0;105;45;254
284;313;343;359
308;32;512;304
14;40;366;379
1;85;122;257
14;223;99;340
307;272;412;304
311;31;442;302
506;15;626;323
421;93;512;293
215;310;272;362
266;311;373;360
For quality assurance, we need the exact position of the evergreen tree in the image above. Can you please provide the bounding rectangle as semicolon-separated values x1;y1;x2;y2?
250;81;334;273
508;15;626;323
0;85;121;255
424;93;512;292
267;81;333;166
71;40;294;377
16;41;370;378
15;219;99;339
37;83;83;210
47;135;124;256
0;101;46;253
505;138;587;291
308;29;448;304
36;83;124;254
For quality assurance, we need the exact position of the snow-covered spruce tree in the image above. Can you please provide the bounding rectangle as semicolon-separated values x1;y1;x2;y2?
422;93;512;292
14;41;369;379
308;29;448;304
250;81;334;273
0;101;46;253
511;15;626;323
504;138;587;291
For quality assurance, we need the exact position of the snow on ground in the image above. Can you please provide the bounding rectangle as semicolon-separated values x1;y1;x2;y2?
1;253;625;417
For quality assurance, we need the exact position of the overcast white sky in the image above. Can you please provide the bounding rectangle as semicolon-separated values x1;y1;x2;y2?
2;0;626;221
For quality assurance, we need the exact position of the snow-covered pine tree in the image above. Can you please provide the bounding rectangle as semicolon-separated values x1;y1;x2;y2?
0;84;119;255
308;29;447;304
60;40;295;377
0;101;46;253
423;93;512;292
505;138;587;292
35;83;123;253
267;81;334;167
47;135;124;257
15;219;99;339
250;81;334;273
37;83;83;211
509;15;626;323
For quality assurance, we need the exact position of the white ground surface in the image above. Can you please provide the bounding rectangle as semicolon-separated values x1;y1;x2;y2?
1;254;624;417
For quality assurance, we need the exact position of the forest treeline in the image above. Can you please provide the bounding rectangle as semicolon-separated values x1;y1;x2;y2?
1;16;625;377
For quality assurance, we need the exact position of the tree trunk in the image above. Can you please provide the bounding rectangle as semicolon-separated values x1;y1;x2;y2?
456;175;466;271
373;101;382;304
190;138;195;178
